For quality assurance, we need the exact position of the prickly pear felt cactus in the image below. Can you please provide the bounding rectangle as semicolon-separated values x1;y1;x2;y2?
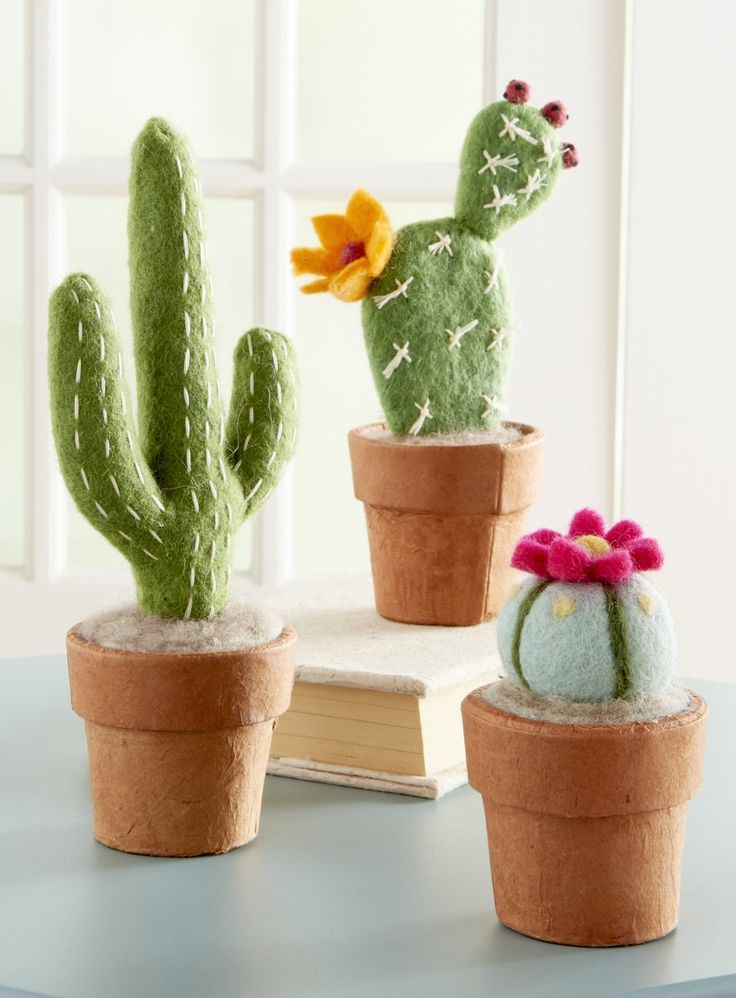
495;508;688;711
49;118;299;621
292;81;577;436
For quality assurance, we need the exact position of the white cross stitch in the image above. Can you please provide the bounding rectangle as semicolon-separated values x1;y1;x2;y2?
409;399;432;435
383;342;412;379
486;327;509;351
483;250;505;295
478;151;520;176
537;136;558;168
428;232;453;256
517;169;545;201
499;114;538;145
484;185;518;215
481;394;509;418
373;276;414;309
446;319;479;350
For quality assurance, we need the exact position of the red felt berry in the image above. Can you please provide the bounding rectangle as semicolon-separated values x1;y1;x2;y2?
541;101;569;128
561;143;579;169
503;80;530;104
339;241;366;267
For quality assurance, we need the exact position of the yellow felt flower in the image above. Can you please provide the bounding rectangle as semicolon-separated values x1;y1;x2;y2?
291;190;393;302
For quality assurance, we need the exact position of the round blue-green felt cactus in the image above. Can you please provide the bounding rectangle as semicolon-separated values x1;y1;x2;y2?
292;79;578;436
497;508;675;702
48;118;300;620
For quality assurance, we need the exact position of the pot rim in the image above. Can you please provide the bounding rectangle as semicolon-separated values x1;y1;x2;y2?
349;420;543;454
464;687;707;739
67;622;296;661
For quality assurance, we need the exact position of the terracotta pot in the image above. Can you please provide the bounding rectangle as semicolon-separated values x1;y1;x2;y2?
348;422;544;626
67;626;296;857
461;687;707;946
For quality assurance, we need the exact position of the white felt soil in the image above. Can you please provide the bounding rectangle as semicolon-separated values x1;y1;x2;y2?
481;678;692;724
77;599;284;653
360;422;523;447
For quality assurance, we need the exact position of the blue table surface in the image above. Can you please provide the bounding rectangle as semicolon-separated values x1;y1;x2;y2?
0;656;734;998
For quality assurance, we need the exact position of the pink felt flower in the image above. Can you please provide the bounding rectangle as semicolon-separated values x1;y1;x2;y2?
511;508;664;584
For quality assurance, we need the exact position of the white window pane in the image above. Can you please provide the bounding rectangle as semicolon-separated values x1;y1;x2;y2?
296;0;485;163
293;198;452;573
65;0;256;159
0;196;25;566
0;0;24;154
64;195;255;574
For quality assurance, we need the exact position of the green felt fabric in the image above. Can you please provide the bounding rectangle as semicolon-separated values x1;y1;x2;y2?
48;119;300;620
497;576;676;703
360;97;565;436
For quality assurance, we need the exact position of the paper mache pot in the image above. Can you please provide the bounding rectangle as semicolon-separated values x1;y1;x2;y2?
347;422;544;627
461;687;707;946
66;626;296;857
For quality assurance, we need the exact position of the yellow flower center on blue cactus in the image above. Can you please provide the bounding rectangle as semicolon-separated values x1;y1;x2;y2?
574;534;611;555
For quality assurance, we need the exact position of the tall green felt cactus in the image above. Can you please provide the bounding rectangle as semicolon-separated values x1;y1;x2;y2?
49;118;299;620
292;81;576;437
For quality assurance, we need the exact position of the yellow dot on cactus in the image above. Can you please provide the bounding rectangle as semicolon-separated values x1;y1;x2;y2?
553;595;577;619
637;593;655;616
574;534;611;555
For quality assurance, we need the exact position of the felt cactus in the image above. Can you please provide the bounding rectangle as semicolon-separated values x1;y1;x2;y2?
496;509;674;702
48;118;299;620
292;81;577;435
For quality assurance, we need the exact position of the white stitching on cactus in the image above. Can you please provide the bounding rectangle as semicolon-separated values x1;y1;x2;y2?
246;333;253;357
538;137;558;168
214;509;219;530
276;382;282;404
99;335;105;362
481;394;509;418
184;596;193;620
148;529;163;545
94;501;108;518
181;192;186;216
77;321;83;342
446;319;479;350
373;276;414;309
499;114;538;145
428;232;453;256
143;548;158;561
276;422;283;443
126;505;141;521
185;416;191;438
486;327;509;351
183;387;190;407
219;457;227;481
93;300;101;320
210;540;217;563
249;371;254;395
245;478;262;504
190;566;196;587
183;271;189;294
484;250;505;295
409;400;432;435
80;278;92;291
102;408;108;425
184;348;191;374
267;450;276;468
478;151;519;176
186;448;192;473
100;376;106;397
70;289;80;305
80;467;89;490
271;349;279;373
75;430;80;451
226;501;233;523
175;155;183;178
205;448;212;468
484;185;518;215
75;359;81;383
184;311;191;336
118;530;132;542
517;169;545;201
109;474;120;497
191;490;200;512
74;395;79;420
104;438;110;458
151;494;165;512
194;533;200;553
183;230;189;260
249;407;254;425
208;479;218;499
134;461;145;485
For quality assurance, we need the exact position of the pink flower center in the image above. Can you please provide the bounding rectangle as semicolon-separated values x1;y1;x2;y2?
340;241;366;267
574;534;611;555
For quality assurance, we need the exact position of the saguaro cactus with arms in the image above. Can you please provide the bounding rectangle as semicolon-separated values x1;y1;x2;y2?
49;118;299;619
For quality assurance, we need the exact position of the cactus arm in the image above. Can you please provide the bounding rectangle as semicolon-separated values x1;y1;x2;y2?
48;273;166;563
226;327;300;517
128;117;225;504
455;102;562;242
